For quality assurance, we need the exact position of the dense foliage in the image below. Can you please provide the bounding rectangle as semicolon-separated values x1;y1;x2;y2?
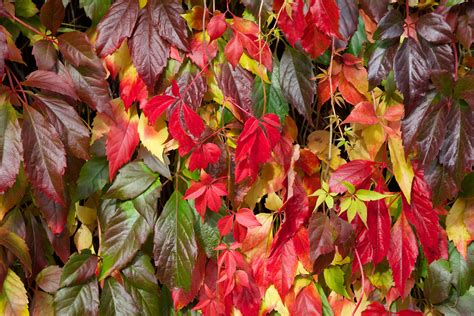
0;0;474;314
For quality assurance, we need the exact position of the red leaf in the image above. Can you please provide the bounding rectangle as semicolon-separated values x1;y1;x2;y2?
404;165;442;263
362;302;390;316
120;69;148;110
293;227;312;271
367;188;391;265
387;211;418;298
0;104;22;194
169;104;205;155
183;171;227;219
105;111;140;180
95;0;139;57
308;0;342;39
34;189;68;235
172;251;206;310
235;114;281;183
189;143;221;171
217;214;234;236
22;105;66;205
142;94;177;125
235;208;260;228
224;35;243;68
301;21;331;59
329;160;378;193
208;13;227;41
342;101;379;125
187;35;218;69
290;284;322;315
266;239;298;299
274;0;307;46
232;269;261;315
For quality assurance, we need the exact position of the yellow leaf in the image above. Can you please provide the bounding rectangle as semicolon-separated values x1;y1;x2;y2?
446;198;474;258
74;225;93;251
138;114;168;162
361;124;385;159
75;203;97;226
0;269;29;316
265;192;283;211
239;53;270;83
388;135;414;203
261;285;289;316
307;130;345;170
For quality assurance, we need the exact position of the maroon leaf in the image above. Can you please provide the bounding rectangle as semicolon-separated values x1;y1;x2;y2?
336;0;358;44
129;7;170;90
424;160;458;206
368;40;397;89
42;220;70;263
416;13;453;45
439;103;474;185
367;192;391;265
308;213;335;269
374;9;404;41
167;71;206;111
0;104;22;194
40;0;65;34
58;31;103;71
22;70;79;100
329;160;377;193
394;37;430;113
34;189;68;235
95;0;139;57
420;39;454;73
34;93;90;160
149;0;189;51
32;40;57;71
0;29;8;77
218;63;254;121
359;0;389;23
387;211;418;298
25;212;51;277
22;105;66;205
415;98;449;166
404;166;441;263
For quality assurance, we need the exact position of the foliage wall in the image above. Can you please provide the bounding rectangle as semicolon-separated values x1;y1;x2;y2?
0;0;474;315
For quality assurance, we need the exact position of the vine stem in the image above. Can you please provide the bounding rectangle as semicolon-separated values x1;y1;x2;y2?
352;249;365;316
452;42;458;81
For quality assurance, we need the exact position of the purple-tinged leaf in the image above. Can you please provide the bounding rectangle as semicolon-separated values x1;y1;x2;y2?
374;9;404;41
416;98;449;166
336;0;358;45
425;160;458;206
439;103;474;185
58;31;103;71
359;0;389;23
40;0;65;34
22;105;66;206
60;252;98;287
34;189;68;235
279;47;315;123
167;69;206;111
394;37;430;114
308;212;335;273
23;70;79;100
25;212;51;277
55;279;99;315
95;0;139;57
129;7;170;90
368;39;398;89
0;104;22;194
218;63;254;121
149;0;190;51
416;13;453;45
99;278;139;314
34;93;90;160
0;29;9;76
32;40;57;71
420;39;454;73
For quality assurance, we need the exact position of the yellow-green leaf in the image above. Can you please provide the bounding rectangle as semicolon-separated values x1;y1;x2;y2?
388;135;414;203
0;269;29;316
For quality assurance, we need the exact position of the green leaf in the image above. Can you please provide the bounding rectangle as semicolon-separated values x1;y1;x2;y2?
461;172;474;197
348;16;367;56
424;259;452;304
194;210;221;258
99;278;139;316
54;279;99;315
76;156;109;201
15;0;39;17
342;181;355;194
105;161;159;200
60;251;98;287
153;191;197;290
132;180;161;227
0;269;29;316
445;0;467;6
315;282;334;316
252;58;289;121
122;254;161;315
0;227;32;276
79;0;111;24
323;266;349;298
99;201;151;280
355;189;389;201
449;243;471;295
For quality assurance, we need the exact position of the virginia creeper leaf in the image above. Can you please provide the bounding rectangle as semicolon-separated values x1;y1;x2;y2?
60;252;98;287
76;156;109;201
23;70;79;100
373;9;404;41
0;227;32;276
367;192;391;265
40;0;64;34
416;13;453;45
99;278;139;315
0;269;29;316
54;279;99;315
0;104;22;194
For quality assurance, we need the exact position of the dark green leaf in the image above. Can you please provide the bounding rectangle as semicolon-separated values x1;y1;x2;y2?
279;47;315;123
105;161;159;200
424;259;452;304
76;156;109;201
99;278;139;316
461;172;474;197
79;0;111;24
154;191;197;290
55;278;99;315
99;201;151;279
15;0;38;17
194;210;221;258
132;179;160;227
449;243;471;295
347;16;368;56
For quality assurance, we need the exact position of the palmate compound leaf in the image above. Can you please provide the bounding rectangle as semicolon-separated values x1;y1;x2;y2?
22;104;66;206
387;211;418;298
154;191;197;291
99;278;139;315
99;201;151;280
95;0;139;57
0;103;22;194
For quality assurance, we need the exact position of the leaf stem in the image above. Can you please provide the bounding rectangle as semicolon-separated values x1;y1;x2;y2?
352;249;365;316
8;13;58;45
